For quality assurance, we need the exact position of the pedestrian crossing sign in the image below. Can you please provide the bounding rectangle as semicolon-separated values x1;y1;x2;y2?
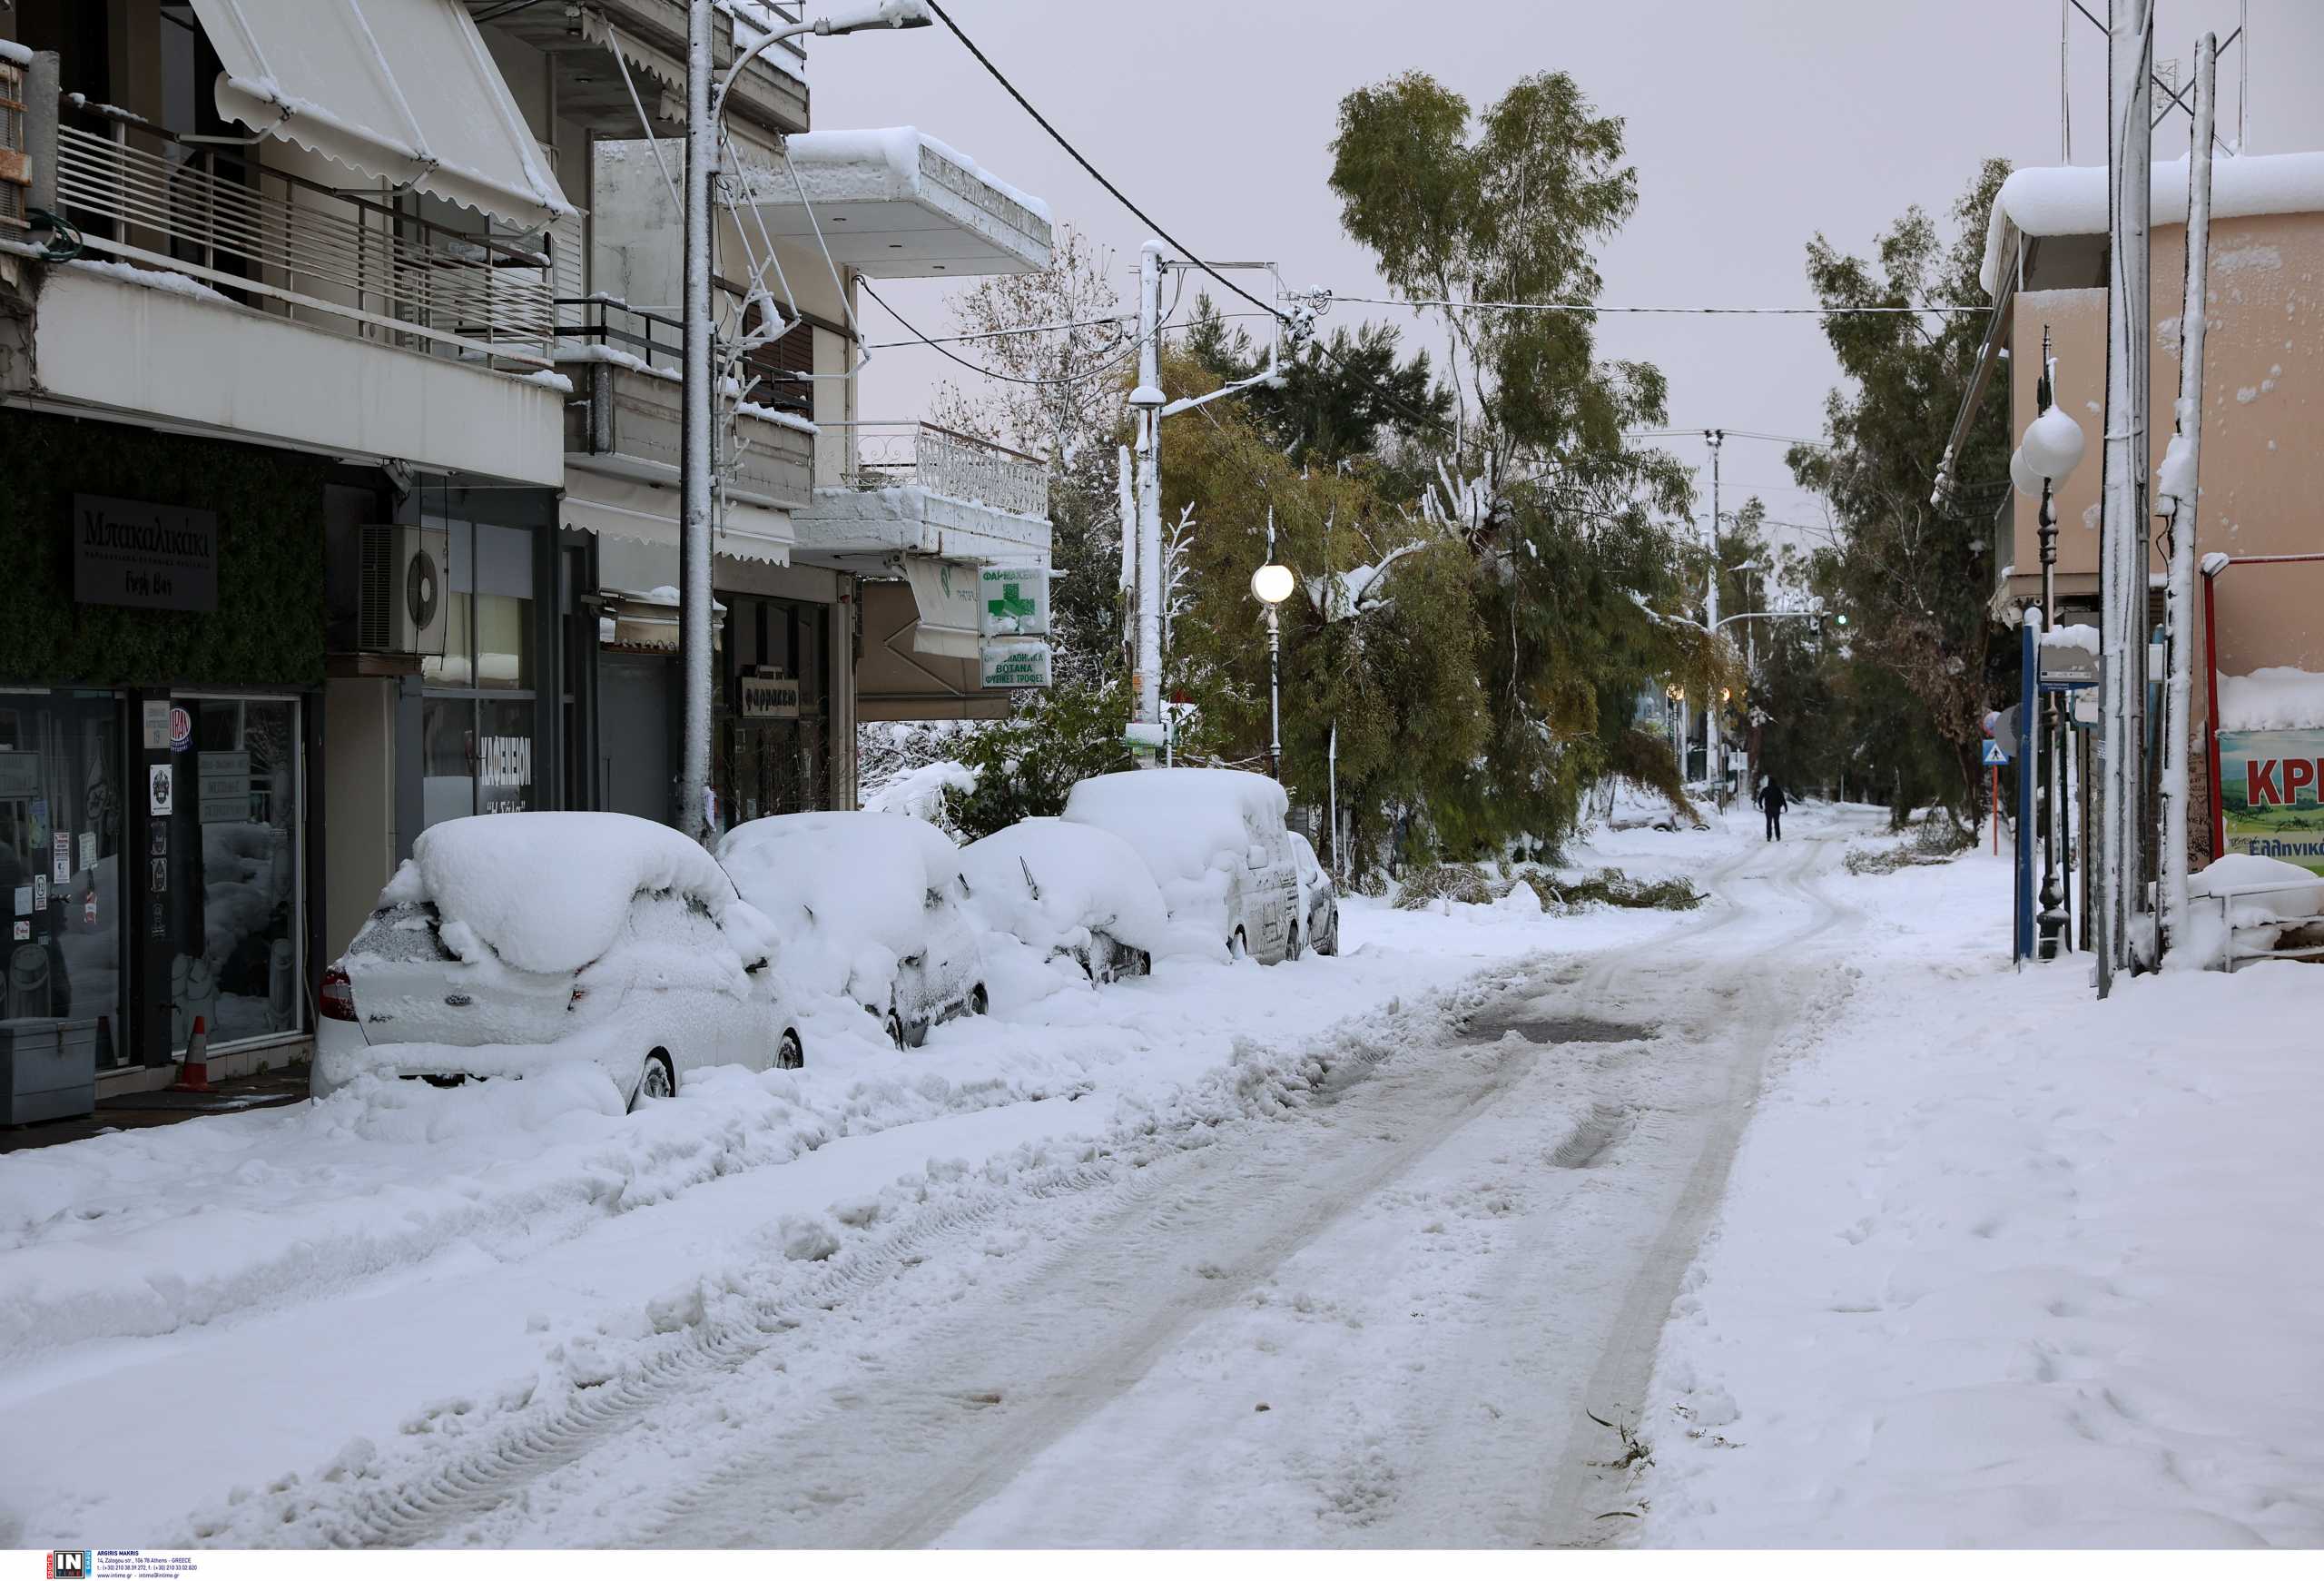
1981;739;2011;766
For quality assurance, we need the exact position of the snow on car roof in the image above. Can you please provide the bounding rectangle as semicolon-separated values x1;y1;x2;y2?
1062;769;1287;883
716;812;966;968
960;818;1171;954
378;812;745;976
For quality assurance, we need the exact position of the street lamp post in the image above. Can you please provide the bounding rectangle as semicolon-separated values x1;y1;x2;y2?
678;0;931;840
1252;546;1295;780
2013;325;2088;960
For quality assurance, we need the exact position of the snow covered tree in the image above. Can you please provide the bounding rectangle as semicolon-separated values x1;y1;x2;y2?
1787;161;2015;819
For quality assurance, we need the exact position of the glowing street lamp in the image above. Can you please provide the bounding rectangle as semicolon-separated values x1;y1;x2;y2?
1253;558;1295;779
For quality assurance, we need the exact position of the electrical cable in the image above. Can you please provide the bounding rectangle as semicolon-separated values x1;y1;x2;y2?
859;277;1137;388
1335;295;1984;316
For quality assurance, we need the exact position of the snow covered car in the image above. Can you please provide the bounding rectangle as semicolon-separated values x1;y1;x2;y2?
1062;768;1307;963
1289;832;1341;956
960;818;1170;983
716;811;989;1047
314;813;802;1109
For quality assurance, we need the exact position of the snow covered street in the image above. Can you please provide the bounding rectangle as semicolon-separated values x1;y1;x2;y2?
5;804;2319;1549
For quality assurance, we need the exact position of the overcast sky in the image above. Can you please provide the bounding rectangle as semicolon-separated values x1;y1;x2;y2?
810;1;2324;531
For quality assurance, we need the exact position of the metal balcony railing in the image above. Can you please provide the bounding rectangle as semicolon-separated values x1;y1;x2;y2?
825;422;1049;519
555;295;812;419
50;104;556;368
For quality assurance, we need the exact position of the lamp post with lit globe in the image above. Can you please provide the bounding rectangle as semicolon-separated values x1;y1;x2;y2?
1251;559;1295;779
2011;326;2088;960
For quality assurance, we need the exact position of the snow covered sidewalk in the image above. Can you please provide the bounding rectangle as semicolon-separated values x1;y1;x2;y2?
1643;850;2324;1546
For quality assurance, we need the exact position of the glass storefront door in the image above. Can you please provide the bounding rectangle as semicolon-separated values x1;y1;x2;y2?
421;515;538;828
172;697;303;1053
0;691;127;1065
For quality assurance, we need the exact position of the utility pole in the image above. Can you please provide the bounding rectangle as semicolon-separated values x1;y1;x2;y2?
2097;0;2155;995
678;0;717;841
1704;429;1724;795
1131;242;1167;747
2160;33;2218;959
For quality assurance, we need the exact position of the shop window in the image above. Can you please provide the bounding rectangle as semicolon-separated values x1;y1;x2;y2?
0;692;126;1064
174;698;303;1052
420;515;541;828
716;596;832;821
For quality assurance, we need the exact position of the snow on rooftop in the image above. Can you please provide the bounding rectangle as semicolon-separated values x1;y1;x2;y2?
771;126;1053;226
1980;148;2324;294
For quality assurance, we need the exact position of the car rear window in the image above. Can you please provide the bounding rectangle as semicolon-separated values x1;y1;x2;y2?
348;900;456;963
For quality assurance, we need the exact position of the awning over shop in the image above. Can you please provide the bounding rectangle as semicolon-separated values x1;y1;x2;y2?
900;556;982;659
190;0;574;229
560;471;794;566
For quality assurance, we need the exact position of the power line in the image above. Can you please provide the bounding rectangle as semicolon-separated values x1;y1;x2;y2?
862;308;1276;352
859;278;1137;388
1338;295;1984;317
924;2;1286;330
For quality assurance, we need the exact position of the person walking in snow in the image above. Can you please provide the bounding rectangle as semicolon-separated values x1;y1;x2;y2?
1757;776;1787;843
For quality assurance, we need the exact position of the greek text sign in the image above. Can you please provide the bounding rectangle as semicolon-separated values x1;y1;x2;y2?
980;639;1052;689
737;670;802;719
73;496;219;612
980;565;1049;637
2217;728;2324;874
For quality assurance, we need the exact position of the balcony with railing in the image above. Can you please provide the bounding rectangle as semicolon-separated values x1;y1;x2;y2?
470;0;808;142
794;421;1051;569
16;99;570;484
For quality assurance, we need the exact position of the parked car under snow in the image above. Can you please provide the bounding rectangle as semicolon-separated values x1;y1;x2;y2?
1062;768;1308;963
716;811;989;1047
960;818;1170;983
1288;831;1341;956
314;813;804;1109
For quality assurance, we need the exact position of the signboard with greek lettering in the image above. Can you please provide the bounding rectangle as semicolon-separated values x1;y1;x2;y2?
980;639;1052;689
980;565;1049;637
72;496;220;612
2216;727;2324;875
198;750;251;824
737;670;802;719
478;734;534;815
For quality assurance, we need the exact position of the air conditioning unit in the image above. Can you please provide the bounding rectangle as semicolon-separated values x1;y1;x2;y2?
357;525;449;656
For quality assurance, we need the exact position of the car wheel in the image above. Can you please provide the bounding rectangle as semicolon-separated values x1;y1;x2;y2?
1228;928;1248;960
629;1051;675;1112
1137;950;1154;977
968;983;990;1017
883;1007;908;1050
1285;923;1305;962
1318;914;1340;956
777;1029;803;1071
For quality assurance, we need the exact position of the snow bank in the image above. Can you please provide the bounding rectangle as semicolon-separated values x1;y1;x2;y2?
715;812;966;1003
960;819;1173;959
2217;666;2324;732
862;758;976;825
376;813;763;976
1982;148;2324;293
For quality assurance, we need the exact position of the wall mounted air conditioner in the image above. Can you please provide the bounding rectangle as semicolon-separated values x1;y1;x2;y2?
357;524;449;656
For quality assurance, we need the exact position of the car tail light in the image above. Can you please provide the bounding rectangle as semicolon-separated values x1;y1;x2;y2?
320;964;358;1023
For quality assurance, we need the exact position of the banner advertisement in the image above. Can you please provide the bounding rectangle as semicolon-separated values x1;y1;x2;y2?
2214;727;2324;874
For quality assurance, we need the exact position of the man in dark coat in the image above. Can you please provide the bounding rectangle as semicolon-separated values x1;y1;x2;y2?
1757;776;1787;843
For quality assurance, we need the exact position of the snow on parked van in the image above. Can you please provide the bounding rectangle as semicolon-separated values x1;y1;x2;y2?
960;817;1172;983
716;812;989;1047
1062;768;1307;963
315;813;802;1108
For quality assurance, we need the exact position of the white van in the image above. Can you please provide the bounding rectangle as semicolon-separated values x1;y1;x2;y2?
1061;768;1309;963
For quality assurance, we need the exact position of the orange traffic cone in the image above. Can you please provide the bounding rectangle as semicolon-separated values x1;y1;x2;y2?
172;1015;215;1094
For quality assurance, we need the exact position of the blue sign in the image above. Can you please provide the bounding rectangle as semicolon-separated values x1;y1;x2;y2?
1981;739;2011;766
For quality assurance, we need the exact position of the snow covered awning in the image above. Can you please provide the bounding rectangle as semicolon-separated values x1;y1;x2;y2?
561;470;795;566
1980;149;2324;294
191;0;574;230
900;556;984;660
733;127;1051;279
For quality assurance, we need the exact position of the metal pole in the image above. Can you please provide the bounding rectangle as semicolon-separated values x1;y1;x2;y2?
1134;242;1166;754
1328;718;1339;877
678;0;717;841
2097;0;2155;996
1704;430;1723;796
2037;329;2070;959
2160;33;2218;961
1266;605;1282;780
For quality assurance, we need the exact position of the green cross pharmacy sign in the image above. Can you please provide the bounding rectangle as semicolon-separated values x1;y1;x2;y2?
980;564;1049;637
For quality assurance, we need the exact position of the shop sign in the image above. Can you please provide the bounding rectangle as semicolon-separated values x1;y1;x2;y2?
147;763;174;816
77;832;96;874
738;668;802;719
198;750;251;825
980;639;1052;690
478;735;533;815
72;496;219;613
903;557;982;642
980;565;1049;637
2037;629;2100;687
143;700;172;750
2216;727;2324;875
